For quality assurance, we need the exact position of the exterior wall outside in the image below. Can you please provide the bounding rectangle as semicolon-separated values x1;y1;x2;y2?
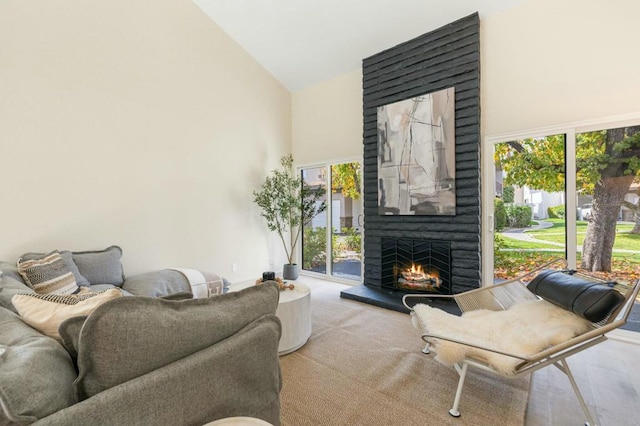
528;191;563;220
0;0;291;280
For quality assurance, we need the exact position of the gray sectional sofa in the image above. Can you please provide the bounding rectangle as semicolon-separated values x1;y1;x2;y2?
0;247;282;426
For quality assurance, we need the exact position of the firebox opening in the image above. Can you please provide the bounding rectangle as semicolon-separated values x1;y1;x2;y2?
381;238;452;294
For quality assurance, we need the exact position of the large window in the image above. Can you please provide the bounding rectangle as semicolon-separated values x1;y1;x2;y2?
301;161;363;282
493;135;567;280
484;119;640;287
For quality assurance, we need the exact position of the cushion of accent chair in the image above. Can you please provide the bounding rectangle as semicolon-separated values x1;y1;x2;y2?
17;251;80;295
71;245;125;286
11;288;123;339
0;307;77;424
527;269;625;322
74;282;280;400
20;250;90;287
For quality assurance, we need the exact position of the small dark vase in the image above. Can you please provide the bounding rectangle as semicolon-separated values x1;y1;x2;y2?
282;263;299;280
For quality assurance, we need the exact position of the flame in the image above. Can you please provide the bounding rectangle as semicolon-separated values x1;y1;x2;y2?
402;264;439;284
409;263;424;274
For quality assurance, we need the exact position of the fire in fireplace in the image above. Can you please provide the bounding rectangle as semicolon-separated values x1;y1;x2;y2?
395;263;442;291
381;238;452;294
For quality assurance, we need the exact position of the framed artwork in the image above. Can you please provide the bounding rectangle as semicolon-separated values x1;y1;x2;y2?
377;87;456;215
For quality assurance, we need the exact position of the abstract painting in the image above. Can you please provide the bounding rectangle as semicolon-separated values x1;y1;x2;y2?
377;87;456;215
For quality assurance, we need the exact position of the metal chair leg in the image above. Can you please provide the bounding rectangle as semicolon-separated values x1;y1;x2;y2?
556;359;597;426
449;362;468;417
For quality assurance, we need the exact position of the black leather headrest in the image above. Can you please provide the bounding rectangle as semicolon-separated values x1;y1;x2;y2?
527;270;624;322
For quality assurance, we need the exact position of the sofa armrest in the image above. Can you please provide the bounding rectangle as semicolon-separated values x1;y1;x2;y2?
34;315;282;426
73;283;280;399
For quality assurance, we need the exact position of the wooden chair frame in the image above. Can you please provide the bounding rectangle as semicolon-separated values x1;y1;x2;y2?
402;259;640;426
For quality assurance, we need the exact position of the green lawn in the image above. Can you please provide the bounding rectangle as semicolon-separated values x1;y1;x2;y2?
501;238;558;250
506;218;640;252
497;219;640;284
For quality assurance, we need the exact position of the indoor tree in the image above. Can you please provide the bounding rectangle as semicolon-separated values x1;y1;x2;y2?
253;154;327;279
495;126;640;272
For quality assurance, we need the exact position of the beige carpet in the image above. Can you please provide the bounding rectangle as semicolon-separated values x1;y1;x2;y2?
279;287;529;426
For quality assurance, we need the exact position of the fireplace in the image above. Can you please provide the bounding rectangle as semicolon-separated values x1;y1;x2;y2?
339;14;480;314
381;238;452;294
340;237;458;314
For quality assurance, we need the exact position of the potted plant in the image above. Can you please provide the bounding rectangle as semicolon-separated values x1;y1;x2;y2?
253;154;327;280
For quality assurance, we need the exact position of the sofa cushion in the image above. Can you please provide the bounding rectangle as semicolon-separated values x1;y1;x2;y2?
12;288;123;339
0;270;34;314
20;250;90;287
74;282;280;400
17;251;80;295
58;315;87;361
527;269;625;322
0;307;77;424
121;269;191;297
71;245;125;287
0;261;26;285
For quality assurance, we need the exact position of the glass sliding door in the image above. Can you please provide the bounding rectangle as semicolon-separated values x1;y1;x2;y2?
301;166;328;275
485;117;640;288
493;135;567;281
300;160;363;282
330;163;362;280
575;126;640;283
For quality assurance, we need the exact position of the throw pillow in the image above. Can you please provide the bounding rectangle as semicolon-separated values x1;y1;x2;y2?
17;251;79;295
20;250;90;287
527;269;625;322
11;288;122;339
71;245;125;286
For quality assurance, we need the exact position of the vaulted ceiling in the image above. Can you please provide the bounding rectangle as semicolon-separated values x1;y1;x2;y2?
194;0;527;91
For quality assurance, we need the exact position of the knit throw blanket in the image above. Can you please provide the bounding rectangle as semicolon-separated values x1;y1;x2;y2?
169;267;224;298
412;299;591;375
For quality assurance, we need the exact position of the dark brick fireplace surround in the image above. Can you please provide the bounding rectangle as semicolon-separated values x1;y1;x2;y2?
340;13;481;314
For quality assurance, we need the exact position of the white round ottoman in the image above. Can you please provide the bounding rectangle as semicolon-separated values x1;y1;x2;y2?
276;282;311;355
227;280;312;355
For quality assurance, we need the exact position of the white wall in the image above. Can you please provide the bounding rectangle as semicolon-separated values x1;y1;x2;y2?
0;0;291;281
292;0;640;158
482;0;640;135
292;69;363;166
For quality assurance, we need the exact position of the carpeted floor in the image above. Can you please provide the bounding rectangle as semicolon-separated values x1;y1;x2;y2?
279;285;529;426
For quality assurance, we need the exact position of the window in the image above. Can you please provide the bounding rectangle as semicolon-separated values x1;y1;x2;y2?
483;117;640;286
300;161;363;282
